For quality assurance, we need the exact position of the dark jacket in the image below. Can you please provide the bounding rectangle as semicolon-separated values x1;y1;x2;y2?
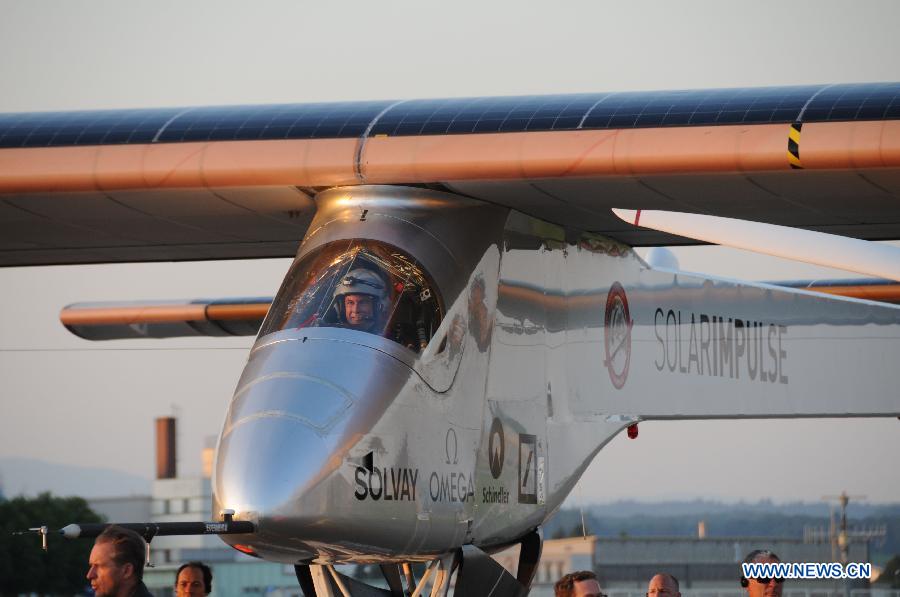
131;581;154;597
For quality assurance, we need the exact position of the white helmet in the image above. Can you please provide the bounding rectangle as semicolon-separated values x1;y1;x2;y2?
334;268;387;301
332;268;387;321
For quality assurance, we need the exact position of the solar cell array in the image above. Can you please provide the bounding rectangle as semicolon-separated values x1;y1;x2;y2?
1;83;898;148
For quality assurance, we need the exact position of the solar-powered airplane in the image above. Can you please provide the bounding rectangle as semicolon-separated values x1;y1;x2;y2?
5;82;900;596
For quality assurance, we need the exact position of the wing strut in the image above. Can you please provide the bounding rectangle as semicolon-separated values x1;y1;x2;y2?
612;208;900;282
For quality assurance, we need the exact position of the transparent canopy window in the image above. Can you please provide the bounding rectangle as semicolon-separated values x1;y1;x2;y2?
260;239;444;353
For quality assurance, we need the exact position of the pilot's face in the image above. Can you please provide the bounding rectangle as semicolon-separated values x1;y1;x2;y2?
344;294;375;328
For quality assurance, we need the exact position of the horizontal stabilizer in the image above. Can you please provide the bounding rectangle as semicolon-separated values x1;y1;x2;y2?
61;298;272;340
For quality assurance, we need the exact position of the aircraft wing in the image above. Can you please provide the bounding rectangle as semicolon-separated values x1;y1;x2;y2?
57;279;900;340
1;82;899;266
60;297;271;340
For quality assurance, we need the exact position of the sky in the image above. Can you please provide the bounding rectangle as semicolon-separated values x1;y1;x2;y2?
1;0;899;504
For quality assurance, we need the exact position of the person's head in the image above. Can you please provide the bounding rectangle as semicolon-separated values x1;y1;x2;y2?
555;570;605;597
647;573;681;597
86;526;145;597
741;550;783;597
333;268;386;331
176;561;212;597
468;275;491;350
343;293;376;327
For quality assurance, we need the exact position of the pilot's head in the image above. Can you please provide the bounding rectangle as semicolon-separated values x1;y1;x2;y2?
333;268;387;332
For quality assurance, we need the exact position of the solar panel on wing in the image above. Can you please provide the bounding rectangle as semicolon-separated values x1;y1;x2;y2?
0;83;898;148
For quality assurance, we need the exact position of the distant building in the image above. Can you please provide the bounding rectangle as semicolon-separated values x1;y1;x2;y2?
496;534;874;597
591;535;868;590
147;476;238;566
88;494;152;523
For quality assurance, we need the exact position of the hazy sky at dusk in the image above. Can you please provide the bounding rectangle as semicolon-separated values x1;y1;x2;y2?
1;0;899;503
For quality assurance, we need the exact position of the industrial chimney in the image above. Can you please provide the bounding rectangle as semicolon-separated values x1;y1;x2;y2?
155;417;177;479
202;436;216;478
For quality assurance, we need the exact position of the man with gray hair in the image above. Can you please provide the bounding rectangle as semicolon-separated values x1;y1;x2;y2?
85;526;152;597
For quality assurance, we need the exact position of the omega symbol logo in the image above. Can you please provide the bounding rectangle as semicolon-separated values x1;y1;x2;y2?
604;281;633;389
445;428;458;465
488;417;505;479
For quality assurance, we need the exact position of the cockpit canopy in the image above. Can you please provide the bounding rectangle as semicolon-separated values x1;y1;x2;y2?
260;239;444;353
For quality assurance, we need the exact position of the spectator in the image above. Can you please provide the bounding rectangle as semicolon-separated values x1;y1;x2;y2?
175;561;212;597
86;526;152;597
555;570;605;597
647;573;681;597
741;549;784;597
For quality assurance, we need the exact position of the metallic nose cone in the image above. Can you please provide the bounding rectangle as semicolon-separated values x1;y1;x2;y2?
212;333;415;562
214;373;358;562
214;414;331;560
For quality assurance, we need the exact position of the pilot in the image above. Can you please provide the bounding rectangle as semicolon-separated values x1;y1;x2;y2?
555;570;605;597
740;550;784;597
86;525;152;597
647;573;681;597
175;561;212;597
332;268;387;333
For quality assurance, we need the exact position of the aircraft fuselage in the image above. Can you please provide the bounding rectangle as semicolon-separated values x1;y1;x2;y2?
212;184;900;564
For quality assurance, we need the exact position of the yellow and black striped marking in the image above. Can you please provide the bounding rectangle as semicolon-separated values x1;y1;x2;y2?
787;122;803;169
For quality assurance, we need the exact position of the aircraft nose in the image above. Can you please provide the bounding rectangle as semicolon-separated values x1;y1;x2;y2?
215;412;334;535
213;369;359;560
212;334;415;561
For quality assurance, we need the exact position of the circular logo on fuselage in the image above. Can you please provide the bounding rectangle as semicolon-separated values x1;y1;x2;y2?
604;282;633;389
488;417;505;479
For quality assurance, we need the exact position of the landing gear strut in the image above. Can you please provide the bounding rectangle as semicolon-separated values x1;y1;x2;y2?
295;528;543;596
